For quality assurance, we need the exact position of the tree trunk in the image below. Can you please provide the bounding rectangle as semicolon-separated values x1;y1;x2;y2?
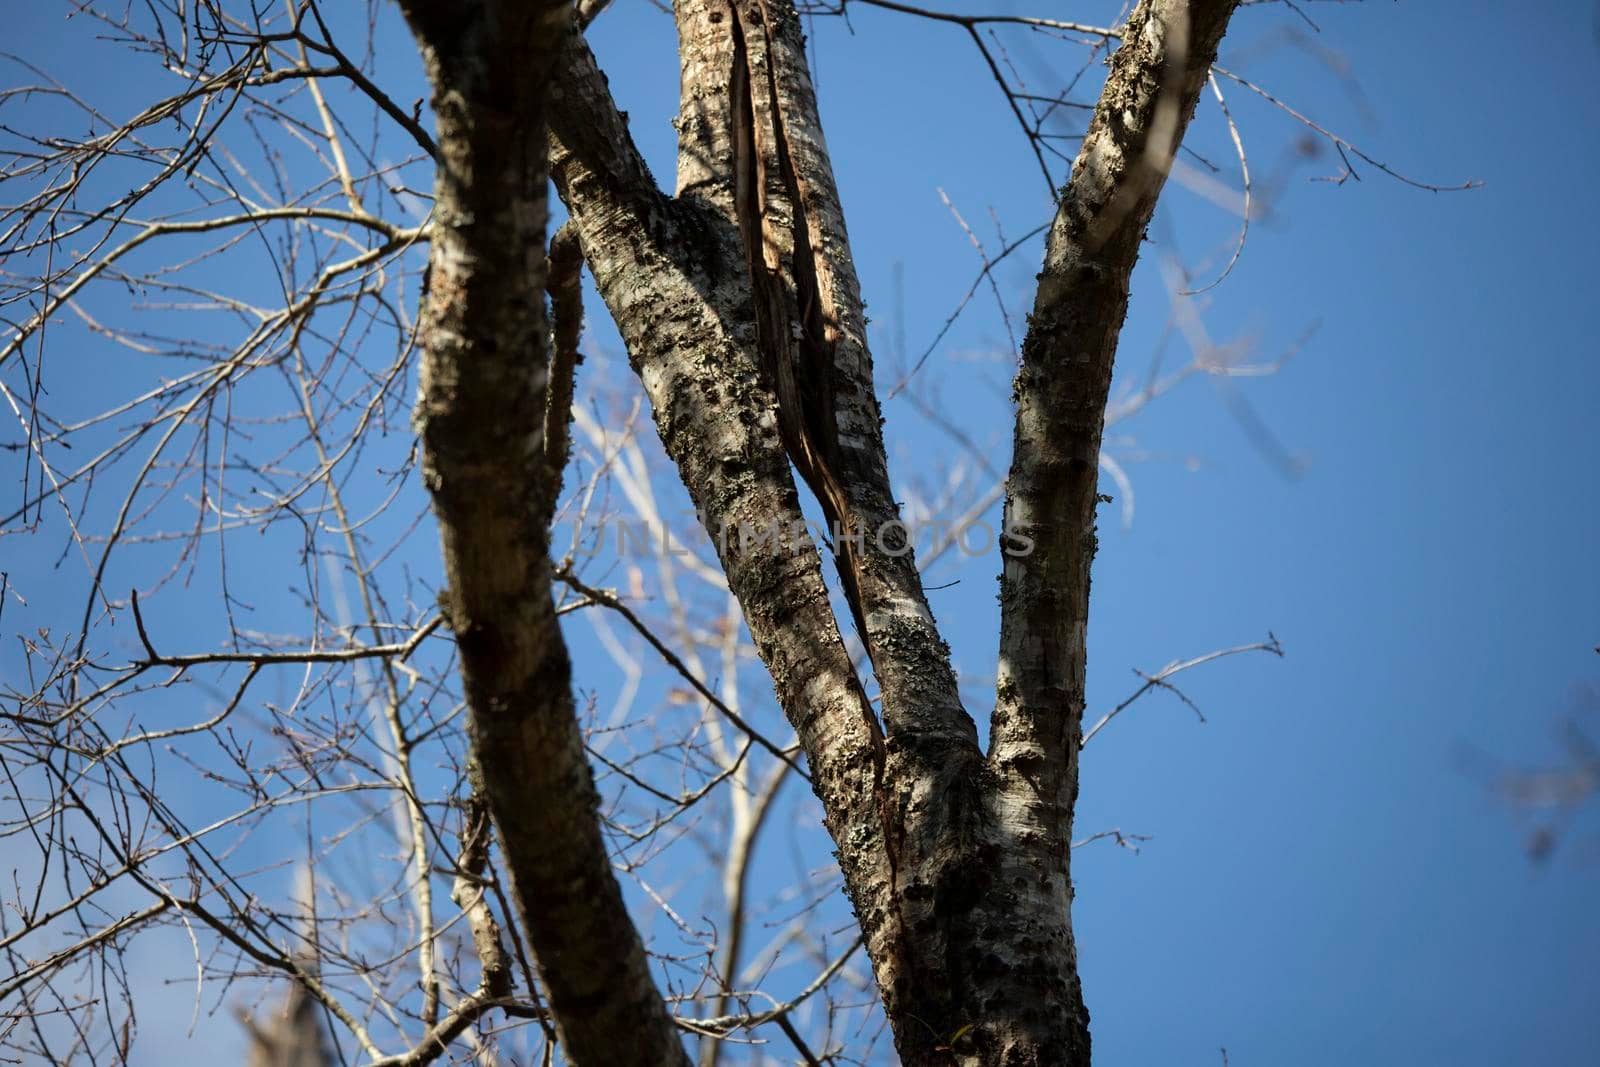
402;3;691;1064
547;1;1238;1062
545;1;1242;1062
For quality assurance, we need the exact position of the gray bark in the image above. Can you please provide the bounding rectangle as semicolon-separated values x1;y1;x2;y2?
401;2;691;1064
547;1;1238;1063
547;1;1241;1063
383;0;1247;1061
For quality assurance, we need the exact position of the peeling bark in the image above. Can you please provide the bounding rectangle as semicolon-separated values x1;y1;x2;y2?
544;1;1240;1063
549;28;905;1018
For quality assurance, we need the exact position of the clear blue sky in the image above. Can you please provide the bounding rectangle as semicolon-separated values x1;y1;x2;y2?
6;1;1598;1063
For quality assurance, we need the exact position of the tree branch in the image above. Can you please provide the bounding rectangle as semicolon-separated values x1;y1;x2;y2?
404;4;692;1064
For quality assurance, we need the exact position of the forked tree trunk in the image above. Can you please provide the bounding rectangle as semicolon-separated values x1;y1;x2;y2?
546;2;1240;1063
400;0;1237;1063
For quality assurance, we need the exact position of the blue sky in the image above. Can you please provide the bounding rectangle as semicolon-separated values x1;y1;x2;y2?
5;0;1598;1063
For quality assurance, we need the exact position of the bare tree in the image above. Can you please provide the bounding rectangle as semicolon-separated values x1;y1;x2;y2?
0;1;1466;1065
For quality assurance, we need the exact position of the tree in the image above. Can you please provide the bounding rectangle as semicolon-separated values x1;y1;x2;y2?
0;1;1463;1064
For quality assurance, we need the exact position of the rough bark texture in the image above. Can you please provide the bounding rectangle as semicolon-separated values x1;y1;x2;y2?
543;1;1239;1063
401;2;691;1064
987;5;1239;1060
549;30;906;1024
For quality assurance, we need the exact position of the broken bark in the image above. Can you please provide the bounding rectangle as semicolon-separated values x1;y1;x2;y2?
546;1;1240;1062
